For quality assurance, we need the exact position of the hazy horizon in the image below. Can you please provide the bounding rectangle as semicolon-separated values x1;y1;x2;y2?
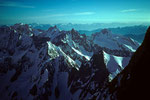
0;22;150;27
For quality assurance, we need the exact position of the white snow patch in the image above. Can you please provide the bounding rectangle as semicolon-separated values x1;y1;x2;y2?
124;44;136;52
104;52;130;81
103;51;110;66
14;30;17;33
113;56;123;69
58;47;79;70
29;27;32;31
72;47;90;60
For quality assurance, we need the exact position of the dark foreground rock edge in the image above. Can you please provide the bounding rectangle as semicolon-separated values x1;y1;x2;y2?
98;26;150;100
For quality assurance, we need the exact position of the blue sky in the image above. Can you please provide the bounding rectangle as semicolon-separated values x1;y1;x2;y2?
0;0;150;24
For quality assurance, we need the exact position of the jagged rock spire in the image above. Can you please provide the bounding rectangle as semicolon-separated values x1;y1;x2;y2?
47;25;59;32
71;28;76;33
54;25;57;28
142;26;150;50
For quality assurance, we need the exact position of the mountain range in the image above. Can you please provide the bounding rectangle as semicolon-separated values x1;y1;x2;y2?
79;25;148;43
29;23;148;31
0;23;148;100
29;23;147;43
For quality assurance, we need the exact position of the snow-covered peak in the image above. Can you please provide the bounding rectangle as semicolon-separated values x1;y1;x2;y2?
39;25;62;41
103;51;130;81
91;29;140;51
12;23;29;30
93;29;112;37
47;25;59;33
10;23;33;36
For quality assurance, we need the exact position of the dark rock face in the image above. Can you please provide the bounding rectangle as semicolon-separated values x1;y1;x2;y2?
101;29;110;34
55;86;60;98
98;27;150;100
115;26;150;100
30;84;37;96
68;50;109;100
32;36;50;49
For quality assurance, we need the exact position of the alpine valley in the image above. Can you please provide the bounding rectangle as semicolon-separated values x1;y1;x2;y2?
0;23;148;100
